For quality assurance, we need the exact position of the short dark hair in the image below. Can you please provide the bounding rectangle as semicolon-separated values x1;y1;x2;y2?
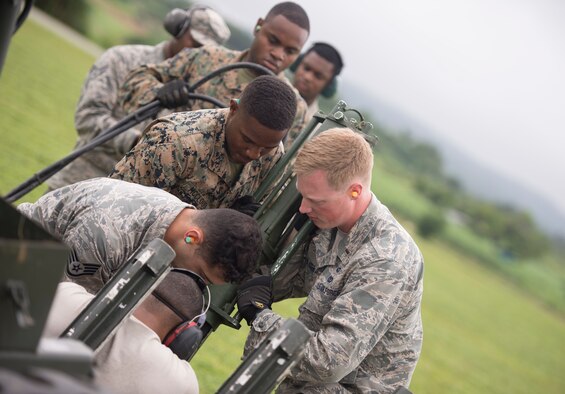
265;2;310;33
307;43;344;77
151;270;204;322
193;208;262;283
240;75;297;131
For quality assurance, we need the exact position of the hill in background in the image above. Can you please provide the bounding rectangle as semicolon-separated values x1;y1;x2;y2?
341;80;565;239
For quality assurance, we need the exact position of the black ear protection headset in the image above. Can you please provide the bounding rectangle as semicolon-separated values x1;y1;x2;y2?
163;5;210;39
289;42;343;98
155;268;211;360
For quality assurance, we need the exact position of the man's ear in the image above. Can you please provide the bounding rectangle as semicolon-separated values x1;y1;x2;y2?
229;98;240;116
253;18;264;35
184;228;204;245
348;184;363;199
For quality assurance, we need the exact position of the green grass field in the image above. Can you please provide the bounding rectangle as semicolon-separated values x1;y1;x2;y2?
1;19;564;394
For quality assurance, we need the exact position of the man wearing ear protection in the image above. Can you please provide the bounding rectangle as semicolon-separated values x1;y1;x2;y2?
117;1;310;151
18;177;262;294
46;6;230;192
289;42;344;121
43;269;207;394
237;129;424;393
111;75;296;212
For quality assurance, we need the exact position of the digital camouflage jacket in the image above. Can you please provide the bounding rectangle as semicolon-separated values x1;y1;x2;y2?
245;196;424;393
18;178;190;293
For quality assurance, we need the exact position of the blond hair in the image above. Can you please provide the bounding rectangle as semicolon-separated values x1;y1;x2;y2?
294;128;373;190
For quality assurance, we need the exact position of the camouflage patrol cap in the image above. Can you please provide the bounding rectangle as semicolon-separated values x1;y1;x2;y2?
190;7;231;46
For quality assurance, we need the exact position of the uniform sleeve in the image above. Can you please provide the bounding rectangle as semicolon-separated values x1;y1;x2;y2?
75;49;143;156
109;119;193;192
118;48;197;114
248;257;408;384
16;191;68;240
271;241;308;302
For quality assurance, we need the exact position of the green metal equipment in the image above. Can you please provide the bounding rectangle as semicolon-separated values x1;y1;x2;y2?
61;238;175;351
196;100;376;356
217;318;311;394
0;198;93;378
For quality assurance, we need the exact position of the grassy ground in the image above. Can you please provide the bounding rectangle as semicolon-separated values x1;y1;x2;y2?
374;157;565;315
2;19;564;394
0;20;95;203
192;232;565;394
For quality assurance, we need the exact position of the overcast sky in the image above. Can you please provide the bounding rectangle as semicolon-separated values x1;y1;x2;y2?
200;0;565;216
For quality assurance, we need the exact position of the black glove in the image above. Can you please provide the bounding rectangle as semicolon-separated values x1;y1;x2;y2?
237;275;272;325
156;79;190;109
230;195;261;217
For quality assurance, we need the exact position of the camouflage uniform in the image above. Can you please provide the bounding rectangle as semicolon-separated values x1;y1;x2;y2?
109;108;283;209
17;178;192;293
118;45;308;149
46;42;167;190
244;196;424;393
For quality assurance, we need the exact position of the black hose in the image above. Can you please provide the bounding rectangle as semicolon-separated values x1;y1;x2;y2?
4;101;161;202
4;62;275;202
188;62;275;91
14;0;34;33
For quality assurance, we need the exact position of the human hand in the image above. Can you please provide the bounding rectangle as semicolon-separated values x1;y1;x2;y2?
230;195;261;217
236;275;272;325
156;79;190;109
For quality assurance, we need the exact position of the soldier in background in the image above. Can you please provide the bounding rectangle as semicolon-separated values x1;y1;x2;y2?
236;129;424;393
110;75;297;210
118;1;310;150
46;6;230;191
18;177;261;294
289;42;344;121
43;270;204;394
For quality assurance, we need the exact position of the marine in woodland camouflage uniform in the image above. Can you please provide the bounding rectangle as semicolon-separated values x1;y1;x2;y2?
109;108;282;209
118;2;311;150
46;7;230;190
18;178;192;293
239;129;424;393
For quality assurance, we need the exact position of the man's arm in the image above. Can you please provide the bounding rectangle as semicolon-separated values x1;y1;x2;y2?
118;48;196;114
75;48;144;156
245;258;409;384
270;243;308;302
109;119;192;191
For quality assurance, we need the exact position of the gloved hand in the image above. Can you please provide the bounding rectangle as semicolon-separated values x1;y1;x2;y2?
230;195;261;217
156;79;190;109
237;275;272;325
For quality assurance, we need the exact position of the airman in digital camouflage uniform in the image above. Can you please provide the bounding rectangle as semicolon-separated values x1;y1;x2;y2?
236;129;424;393
118;2;310;150
18;178;261;294
110;75;297;210
46;6;230;191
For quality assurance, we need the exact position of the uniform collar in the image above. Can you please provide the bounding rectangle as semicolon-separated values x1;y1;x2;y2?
312;194;380;267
